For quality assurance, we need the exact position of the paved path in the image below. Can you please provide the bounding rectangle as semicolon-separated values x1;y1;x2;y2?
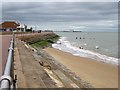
15;39;52;88
0;35;12;76
0;35;2;76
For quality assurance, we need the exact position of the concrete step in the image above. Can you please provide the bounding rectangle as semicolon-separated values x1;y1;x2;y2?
44;68;64;88
53;70;79;88
17;40;47;88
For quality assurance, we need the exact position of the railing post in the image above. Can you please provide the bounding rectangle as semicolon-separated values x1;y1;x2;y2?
0;32;14;89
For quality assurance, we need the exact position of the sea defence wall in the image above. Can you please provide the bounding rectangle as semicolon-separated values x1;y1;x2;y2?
17;32;59;45
13;32;93;89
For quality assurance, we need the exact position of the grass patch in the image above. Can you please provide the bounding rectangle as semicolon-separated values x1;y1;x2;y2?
31;40;49;48
31;35;59;48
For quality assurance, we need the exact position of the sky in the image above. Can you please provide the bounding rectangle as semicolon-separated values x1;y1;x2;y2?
1;0;119;32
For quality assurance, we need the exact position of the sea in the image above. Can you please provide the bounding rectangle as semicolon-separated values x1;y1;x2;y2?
52;31;119;66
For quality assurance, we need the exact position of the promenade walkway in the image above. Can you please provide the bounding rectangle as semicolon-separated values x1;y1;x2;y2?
0;35;12;76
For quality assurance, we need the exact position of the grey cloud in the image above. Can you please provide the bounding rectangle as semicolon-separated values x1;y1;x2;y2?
2;2;118;31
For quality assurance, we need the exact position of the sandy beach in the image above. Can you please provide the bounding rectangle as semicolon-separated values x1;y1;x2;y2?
44;47;118;88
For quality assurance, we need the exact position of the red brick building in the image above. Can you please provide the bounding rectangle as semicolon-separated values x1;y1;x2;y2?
0;21;20;31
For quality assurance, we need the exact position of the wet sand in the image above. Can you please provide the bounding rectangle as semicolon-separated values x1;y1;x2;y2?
44;47;118;88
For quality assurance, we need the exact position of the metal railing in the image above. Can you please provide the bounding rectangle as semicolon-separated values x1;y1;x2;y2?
0;32;14;89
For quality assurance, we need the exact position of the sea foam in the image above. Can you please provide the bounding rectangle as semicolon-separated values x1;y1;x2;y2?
52;37;119;66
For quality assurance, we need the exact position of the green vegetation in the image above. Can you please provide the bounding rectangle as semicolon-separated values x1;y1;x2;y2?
31;40;49;48
31;34;59;48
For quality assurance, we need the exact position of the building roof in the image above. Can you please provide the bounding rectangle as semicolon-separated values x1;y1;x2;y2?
1;21;20;29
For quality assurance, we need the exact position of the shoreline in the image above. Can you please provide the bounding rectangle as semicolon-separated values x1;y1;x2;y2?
52;36;118;66
44;47;118;88
15;32;118;88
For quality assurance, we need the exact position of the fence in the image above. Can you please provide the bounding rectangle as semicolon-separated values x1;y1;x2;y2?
0;32;14;89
